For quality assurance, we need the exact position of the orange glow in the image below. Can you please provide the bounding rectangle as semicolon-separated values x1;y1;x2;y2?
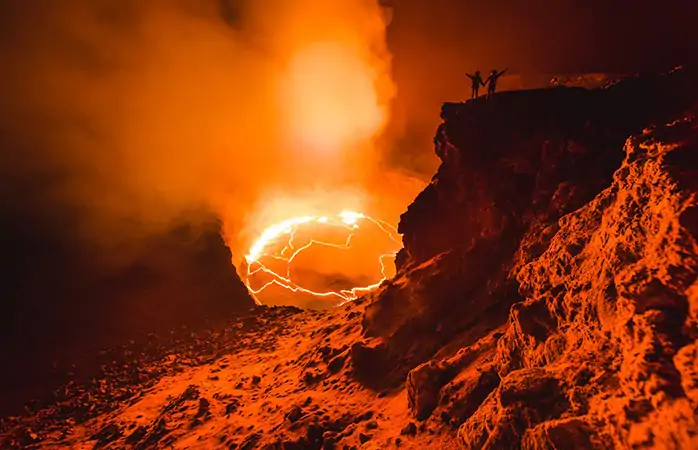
280;42;386;154
3;1;423;308
217;2;407;307
243;210;401;307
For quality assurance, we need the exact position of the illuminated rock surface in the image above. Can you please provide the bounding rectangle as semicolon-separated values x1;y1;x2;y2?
2;68;697;449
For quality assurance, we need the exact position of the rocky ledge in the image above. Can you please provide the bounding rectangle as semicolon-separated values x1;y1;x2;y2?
354;67;698;448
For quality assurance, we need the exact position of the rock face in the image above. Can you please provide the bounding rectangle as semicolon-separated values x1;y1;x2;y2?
356;67;698;447
3;69;698;450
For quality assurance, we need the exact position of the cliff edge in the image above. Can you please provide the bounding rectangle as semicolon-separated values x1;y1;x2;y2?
2;69;697;449
355;67;698;448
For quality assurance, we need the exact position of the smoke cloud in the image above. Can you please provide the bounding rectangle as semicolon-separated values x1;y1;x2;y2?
4;0;692;308
0;0;421;272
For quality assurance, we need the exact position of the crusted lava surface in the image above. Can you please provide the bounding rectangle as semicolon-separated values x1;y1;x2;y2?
2;68;698;449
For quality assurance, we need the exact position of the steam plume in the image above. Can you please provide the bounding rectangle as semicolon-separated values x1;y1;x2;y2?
0;0;419;269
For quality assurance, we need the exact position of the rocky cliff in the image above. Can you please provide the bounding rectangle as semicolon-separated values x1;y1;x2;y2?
2;69;697;449
355;67;698;448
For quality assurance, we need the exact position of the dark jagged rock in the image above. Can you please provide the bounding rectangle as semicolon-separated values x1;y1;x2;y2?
359;68;698;387
406;330;500;420
195;397;211;419
239;431;262;450
438;363;500;427
90;423;122;448
521;417;607;450
357;68;698;448
400;422;417;436
498;368;560;408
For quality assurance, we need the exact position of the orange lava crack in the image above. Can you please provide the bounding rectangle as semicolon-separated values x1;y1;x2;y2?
243;211;401;305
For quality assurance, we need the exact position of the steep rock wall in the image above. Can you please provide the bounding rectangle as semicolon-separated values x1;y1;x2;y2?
458;113;698;449
352;68;698;448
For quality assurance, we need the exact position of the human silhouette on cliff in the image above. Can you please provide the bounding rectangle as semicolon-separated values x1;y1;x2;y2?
485;68;508;98
465;70;485;99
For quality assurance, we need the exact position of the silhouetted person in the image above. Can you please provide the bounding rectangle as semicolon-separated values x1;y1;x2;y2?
465;70;485;99
485;68;508;98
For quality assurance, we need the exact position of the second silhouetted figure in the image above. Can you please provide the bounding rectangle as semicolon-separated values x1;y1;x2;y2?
465;70;485;99
485;68;508;98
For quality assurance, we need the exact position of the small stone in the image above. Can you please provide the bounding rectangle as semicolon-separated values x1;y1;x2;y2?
327;354;346;373
322;431;338;450
356;410;374;422
286;405;303;423
225;399;241;415
400;422;417;436
196;398;210;418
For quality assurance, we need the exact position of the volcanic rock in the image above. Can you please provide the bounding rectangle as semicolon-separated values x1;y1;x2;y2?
362;67;698;386
400;422;417;436
90;423;122;448
358;432;372;443
371;67;697;447
2;68;698;450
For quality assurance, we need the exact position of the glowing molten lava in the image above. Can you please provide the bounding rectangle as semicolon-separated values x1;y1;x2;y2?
243;211;400;307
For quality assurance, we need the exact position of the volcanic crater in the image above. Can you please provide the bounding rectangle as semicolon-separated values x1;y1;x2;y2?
2;68;698;449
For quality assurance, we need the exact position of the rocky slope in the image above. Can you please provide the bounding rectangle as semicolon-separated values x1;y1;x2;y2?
1;68;697;449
